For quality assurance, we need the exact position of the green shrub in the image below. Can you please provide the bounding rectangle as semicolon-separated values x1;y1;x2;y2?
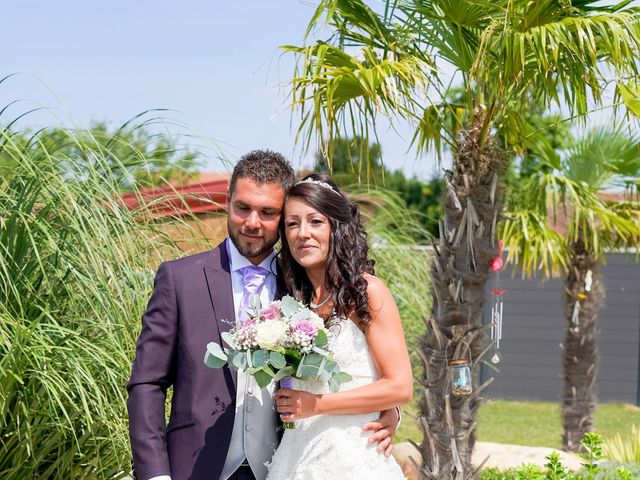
479;433;638;480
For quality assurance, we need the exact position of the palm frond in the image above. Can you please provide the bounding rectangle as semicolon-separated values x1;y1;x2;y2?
485;9;640;118
500;209;568;278
284;41;435;157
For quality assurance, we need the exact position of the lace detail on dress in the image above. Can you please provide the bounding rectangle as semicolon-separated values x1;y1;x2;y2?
265;319;404;480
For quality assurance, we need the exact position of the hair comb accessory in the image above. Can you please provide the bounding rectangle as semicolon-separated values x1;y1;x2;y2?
295;177;341;195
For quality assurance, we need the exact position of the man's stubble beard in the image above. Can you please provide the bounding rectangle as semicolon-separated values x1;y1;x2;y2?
228;228;279;261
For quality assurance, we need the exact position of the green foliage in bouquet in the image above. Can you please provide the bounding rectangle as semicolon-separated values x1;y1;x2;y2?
204;295;352;391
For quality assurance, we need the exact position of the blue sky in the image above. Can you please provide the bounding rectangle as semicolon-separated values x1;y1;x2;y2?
2;1;637;179
2;1;435;178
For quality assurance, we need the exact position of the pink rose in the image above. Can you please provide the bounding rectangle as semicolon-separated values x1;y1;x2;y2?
260;302;282;320
293;318;318;338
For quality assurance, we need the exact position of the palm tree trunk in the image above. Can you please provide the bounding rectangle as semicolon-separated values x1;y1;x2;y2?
418;112;506;480
562;236;603;451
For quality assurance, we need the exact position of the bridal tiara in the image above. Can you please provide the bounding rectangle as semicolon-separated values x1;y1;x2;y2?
295;177;341;195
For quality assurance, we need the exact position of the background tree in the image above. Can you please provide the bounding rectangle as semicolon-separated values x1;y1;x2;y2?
284;1;640;477
0;120;200;188
502;126;640;451
314;135;443;238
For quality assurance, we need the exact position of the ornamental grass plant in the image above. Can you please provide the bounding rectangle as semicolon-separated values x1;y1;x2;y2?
604;425;640;464
352;186;433;382
0;120;209;479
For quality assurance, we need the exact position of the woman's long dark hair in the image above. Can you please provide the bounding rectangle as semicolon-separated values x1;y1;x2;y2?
279;173;375;328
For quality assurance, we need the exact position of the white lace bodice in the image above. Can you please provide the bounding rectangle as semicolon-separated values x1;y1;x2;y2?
290;317;379;394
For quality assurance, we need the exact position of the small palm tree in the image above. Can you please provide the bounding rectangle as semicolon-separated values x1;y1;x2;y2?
502;126;640;451
284;0;640;477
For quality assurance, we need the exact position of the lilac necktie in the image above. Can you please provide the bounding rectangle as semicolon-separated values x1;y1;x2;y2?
238;265;270;322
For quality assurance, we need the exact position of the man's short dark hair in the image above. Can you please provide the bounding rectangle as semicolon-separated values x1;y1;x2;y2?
229;149;295;195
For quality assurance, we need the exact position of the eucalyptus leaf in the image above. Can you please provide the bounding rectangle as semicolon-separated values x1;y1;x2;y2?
334;371;352;384
232;352;247;370
297;364;320;380
296;352;328;380
254;368;273;388
314;329;328;348
312;345;330;356
328;377;340;393
269;351;287;369
273;367;293;381
323;360;338;373
280;295;300;317
220;331;238;350
204;352;227;369
289;308;313;322
204;342;227;368
226;349;239;366
301;353;324;367
252;349;269;367
316;368;331;383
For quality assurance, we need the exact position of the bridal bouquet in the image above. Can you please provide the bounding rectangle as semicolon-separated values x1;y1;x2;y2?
204;295;352;393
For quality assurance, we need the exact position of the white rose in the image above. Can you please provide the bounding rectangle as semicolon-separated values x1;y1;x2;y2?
254;320;288;350
309;311;325;330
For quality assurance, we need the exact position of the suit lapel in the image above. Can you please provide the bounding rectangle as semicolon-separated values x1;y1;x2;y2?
203;241;237;388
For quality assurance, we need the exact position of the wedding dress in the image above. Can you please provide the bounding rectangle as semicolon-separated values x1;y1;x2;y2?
265;318;405;480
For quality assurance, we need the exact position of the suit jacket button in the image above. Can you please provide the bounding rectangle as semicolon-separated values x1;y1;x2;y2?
246;405;252;412
247;388;253;395
245;424;251;432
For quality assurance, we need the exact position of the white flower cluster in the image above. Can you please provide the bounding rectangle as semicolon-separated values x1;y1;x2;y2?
234;323;258;350
286;329;314;354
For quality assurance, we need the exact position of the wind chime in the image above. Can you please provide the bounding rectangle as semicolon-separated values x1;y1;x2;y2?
489;240;506;363
571;269;592;333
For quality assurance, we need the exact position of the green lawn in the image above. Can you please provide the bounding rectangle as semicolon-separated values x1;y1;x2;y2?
397;400;640;449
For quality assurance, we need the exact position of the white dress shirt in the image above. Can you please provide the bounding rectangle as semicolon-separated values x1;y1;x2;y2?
220;239;277;480
146;239;277;480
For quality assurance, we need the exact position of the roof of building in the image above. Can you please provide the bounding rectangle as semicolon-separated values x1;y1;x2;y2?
119;172;230;219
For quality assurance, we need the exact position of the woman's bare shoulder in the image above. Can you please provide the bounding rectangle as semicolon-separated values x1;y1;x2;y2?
363;274;393;308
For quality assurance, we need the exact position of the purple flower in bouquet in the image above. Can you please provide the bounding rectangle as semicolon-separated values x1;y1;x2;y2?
260;301;282;320
292;318;318;338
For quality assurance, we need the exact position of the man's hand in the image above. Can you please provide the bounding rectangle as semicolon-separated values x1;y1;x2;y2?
362;407;400;458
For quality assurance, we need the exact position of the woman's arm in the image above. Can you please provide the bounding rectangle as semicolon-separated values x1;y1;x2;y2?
275;276;412;419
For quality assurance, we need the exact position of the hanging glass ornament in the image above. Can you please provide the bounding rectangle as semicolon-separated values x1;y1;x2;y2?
449;358;473;396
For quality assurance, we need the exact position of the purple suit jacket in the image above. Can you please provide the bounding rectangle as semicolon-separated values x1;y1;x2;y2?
128;241;265;480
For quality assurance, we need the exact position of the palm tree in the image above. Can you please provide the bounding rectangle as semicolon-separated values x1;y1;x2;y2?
283;1;640;477
502;126;640;451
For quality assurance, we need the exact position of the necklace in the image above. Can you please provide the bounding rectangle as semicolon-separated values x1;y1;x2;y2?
309;293;331;309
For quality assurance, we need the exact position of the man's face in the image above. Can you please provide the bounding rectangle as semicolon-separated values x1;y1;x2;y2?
227;177;286;264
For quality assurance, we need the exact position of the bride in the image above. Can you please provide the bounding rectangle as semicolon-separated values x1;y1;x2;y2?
266;174;412;480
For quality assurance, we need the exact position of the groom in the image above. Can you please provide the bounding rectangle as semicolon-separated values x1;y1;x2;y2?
127;150;399;480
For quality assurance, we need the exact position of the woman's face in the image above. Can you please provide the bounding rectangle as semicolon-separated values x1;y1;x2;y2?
283;196;332;271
